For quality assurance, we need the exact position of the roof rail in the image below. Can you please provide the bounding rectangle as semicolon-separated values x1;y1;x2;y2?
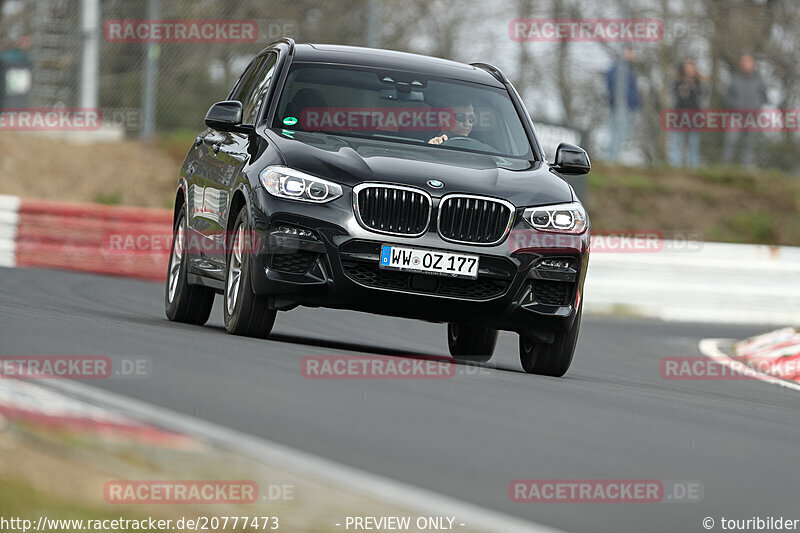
257;38;295;59
269;37;295;52
470;62;507;84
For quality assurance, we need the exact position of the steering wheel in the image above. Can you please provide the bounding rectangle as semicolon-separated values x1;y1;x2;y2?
442;135;483;148
445;135;480;143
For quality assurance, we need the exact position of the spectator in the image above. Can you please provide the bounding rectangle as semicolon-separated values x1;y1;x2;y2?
0;39;8;111
669;59;705;167
606;46;640;162
722;54;768;167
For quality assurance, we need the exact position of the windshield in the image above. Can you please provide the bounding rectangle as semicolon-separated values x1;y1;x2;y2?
272;62;534;158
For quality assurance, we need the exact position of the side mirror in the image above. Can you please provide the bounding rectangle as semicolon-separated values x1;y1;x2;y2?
204;101;252;133
553;143;591;175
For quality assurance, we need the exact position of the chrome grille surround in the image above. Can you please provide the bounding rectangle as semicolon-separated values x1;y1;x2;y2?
436;194;515;245
352;183;432;237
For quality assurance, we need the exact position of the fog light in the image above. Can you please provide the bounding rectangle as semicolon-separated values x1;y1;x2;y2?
274;226;315;238
538;259;572;271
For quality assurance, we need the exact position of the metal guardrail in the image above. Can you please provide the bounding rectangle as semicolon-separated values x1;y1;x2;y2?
584;241;800;325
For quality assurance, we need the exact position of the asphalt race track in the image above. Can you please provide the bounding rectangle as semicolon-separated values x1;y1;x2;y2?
2;267;799;533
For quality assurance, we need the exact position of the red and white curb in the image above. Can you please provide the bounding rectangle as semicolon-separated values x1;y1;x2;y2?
0;194;171;280
735;327;800;359
0;377;196;447
0;195;20;268
734;327;800;383
699;329;800;391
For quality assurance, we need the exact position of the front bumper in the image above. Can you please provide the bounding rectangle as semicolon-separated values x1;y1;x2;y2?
247;187;589;339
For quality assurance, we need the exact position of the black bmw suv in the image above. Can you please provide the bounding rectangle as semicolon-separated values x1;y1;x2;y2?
165;39;591;377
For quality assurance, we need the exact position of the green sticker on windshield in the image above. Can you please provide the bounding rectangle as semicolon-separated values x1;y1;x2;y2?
283;116;298;126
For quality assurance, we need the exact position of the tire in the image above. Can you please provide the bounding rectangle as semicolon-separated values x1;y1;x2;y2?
165;207;215;325
447;323;498;363
519;309;582;377
223;209;276;338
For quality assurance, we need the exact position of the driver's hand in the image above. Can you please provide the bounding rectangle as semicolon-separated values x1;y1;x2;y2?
428;134;448;145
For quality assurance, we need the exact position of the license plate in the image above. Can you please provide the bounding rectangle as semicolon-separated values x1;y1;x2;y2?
379;245;479;279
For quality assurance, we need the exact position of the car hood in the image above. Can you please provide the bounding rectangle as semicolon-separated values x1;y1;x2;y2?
265;130;574;207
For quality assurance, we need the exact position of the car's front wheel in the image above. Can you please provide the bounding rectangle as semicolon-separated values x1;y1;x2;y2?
447;323;498;363
519;309;582;377
223;209;276;338
165;207;215;325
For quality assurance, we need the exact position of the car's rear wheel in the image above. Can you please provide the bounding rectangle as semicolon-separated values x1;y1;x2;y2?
519;309;582;377
223;209;276;338
447;323;498;363
165;207;215;325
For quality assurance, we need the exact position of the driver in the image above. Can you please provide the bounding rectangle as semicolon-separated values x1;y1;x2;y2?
428;96;476;145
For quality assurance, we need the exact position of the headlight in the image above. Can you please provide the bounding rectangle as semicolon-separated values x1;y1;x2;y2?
522;202;587;234
260;166;343;203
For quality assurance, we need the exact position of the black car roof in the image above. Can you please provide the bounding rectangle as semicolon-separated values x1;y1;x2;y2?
291;44;506;88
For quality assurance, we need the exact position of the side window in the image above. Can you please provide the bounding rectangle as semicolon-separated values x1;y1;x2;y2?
242;53;277;125
229;55;267;108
